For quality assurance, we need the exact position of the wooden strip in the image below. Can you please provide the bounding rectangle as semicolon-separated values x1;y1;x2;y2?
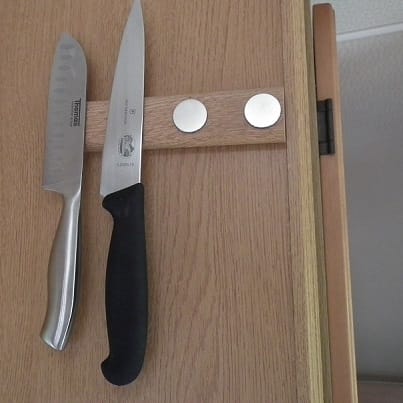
281;1;325;402
305;2;334;401
314;4;358;403
85;88;285;152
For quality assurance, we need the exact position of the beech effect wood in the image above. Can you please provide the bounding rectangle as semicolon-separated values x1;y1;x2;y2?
0;0;328;401
314;5;358;403
281;1;326;402
86;88;285;152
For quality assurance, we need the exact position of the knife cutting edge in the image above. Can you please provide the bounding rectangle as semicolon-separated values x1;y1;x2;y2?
41;34;87;351
100;0;147;386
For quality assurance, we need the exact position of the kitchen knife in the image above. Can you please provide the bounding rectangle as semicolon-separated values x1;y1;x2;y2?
100;0;147;386
41;34;87;351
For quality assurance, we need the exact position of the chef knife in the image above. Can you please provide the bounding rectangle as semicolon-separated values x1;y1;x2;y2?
100;0;147;386
41;34;87;351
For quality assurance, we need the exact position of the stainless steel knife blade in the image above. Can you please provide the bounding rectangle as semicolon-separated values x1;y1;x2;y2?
100;0;145;197
44;34;87;194
41;33;87;351
99;0;148;386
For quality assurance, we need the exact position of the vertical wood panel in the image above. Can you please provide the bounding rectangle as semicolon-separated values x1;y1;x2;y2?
314;4;358;403
281;0;326;402
0;0;311;402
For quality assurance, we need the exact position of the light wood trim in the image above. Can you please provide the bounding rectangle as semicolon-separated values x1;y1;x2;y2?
281;1;325;402
85;88;285;152
306;2;334;400
314;4;358;403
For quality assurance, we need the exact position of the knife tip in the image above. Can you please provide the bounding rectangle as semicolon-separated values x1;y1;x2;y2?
131;0;143;17
59;32;75;44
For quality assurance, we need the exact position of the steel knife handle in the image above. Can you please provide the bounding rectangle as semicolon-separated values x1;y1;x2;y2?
40;191;81;350
101;183;148;386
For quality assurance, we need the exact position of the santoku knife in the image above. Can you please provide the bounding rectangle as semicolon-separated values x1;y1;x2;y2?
100;0;147;386
41;34;87;351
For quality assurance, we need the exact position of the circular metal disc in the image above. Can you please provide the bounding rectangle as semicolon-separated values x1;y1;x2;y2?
244;93;282;129
173;99;208;133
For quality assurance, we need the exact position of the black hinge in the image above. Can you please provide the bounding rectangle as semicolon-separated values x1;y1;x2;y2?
317;99;335;156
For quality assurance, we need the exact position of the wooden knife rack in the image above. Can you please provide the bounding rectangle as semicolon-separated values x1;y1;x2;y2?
85;88;285;152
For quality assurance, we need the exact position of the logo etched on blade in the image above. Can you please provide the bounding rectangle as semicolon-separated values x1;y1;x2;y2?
70;98;82;127
118;135;135;157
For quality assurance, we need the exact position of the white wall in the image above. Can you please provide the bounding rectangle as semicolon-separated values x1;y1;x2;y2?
312;0;403;32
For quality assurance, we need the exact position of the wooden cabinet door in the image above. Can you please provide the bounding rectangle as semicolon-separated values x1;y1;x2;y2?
1;1;327;401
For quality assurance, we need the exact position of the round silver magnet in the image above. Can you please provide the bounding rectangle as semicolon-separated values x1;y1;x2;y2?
244;93;282;129
173;99;208;133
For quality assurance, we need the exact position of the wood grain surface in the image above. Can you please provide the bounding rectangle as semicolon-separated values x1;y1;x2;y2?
85;88;286;152
0;0;326;402
314;5;358;403
281;1;326;402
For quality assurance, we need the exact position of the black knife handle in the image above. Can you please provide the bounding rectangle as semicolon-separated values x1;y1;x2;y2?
101;183;147;386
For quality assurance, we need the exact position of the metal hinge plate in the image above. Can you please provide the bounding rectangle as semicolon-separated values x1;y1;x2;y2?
317;99;335;156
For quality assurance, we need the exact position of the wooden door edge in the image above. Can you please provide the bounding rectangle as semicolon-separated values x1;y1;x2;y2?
281;1;327;401
313;4;358;403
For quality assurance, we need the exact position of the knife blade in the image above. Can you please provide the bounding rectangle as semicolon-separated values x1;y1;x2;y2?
100;0;147;386
41;34;87;350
